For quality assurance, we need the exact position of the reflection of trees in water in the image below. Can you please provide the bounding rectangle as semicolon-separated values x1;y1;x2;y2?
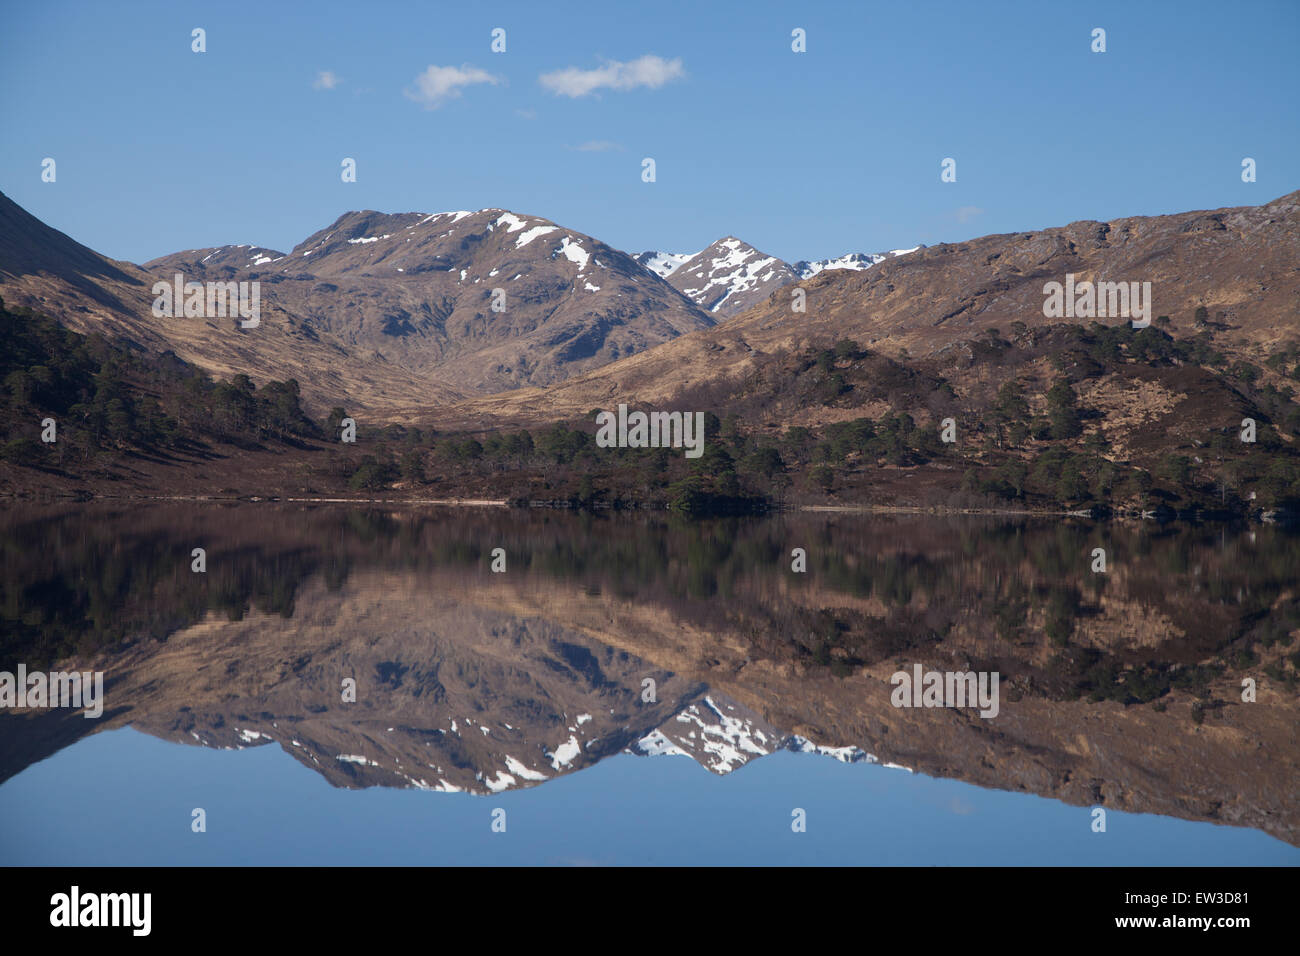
2;506;1298;704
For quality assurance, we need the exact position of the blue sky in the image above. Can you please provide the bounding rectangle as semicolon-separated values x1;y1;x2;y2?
1;0;1296;265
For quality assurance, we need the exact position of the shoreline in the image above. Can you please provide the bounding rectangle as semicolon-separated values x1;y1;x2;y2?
0;492;1282;523
0;493;510;507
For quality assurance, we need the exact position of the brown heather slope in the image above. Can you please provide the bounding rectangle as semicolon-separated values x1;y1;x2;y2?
417;190;1300;430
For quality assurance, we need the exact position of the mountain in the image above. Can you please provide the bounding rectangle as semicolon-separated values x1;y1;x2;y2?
0;193;714;412
426;190;1300;431
148;243;288;274
793;247;923;279
637;238;795;317
634;238;923;317
146;207;716;402
0;191;418;410
629;695;899;774
645;237;799;318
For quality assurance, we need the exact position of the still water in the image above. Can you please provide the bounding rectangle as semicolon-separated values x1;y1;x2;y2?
1;503;1297;864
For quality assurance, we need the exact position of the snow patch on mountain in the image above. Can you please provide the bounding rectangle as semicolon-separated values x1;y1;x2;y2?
495;212;529;233
516;224;557;247
558;236;590;272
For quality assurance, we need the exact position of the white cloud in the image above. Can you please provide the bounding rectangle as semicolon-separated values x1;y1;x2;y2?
313;70;340;91
406;64;502;109
570;140;622;152
539;55;684;98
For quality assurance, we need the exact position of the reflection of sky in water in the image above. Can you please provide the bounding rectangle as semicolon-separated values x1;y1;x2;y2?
2;728;1295;866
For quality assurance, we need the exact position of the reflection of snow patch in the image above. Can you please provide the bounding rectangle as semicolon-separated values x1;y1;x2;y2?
662;697;772;773
504;756;548;781
785;735;913;772
634;729;689;758
336;754;379;766
787;736;872;764
547;735;582;769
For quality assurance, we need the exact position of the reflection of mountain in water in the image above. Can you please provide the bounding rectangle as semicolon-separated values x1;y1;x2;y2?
0;563;903;795
0;504;1296;845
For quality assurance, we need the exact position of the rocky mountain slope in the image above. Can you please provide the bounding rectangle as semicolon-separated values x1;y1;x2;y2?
147;208;714;399
426;190;1300;430
0;193;714;412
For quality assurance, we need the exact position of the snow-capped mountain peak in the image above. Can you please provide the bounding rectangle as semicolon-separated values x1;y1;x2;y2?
633;238;923;317
793;246;924;279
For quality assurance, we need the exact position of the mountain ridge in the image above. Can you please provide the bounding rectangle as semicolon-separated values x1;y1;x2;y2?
414;189;1300;431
